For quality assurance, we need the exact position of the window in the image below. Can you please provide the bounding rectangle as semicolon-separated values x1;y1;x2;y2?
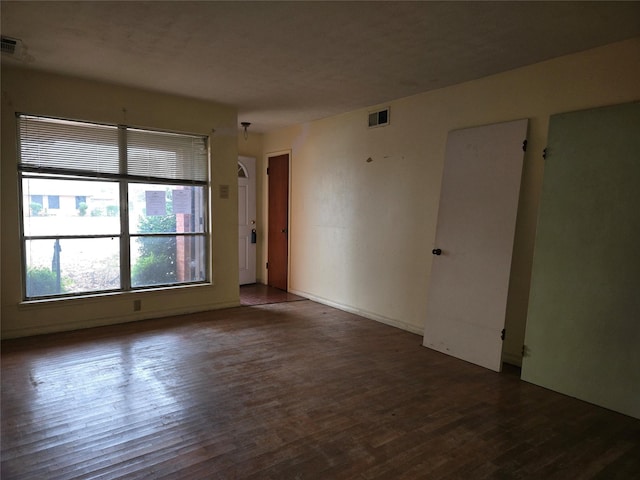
47;195;60;209
29;194;43;216
18;114;209;299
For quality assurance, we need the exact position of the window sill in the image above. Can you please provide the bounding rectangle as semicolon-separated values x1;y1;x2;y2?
19;282;213;309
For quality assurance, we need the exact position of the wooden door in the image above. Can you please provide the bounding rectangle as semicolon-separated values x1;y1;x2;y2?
423;119;528;372
267;153;289;291
238;157;256;285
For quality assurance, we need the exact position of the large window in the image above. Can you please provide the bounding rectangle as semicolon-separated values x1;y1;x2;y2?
18;115;209;299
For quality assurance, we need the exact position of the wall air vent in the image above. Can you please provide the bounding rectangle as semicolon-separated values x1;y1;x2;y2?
1;36;19;55
368;107;390;128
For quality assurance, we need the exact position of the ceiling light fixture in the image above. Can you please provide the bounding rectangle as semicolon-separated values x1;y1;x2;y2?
240;122;251;140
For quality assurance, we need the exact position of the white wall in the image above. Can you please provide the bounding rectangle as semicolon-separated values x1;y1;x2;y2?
1;67;239;338
262;38;640;364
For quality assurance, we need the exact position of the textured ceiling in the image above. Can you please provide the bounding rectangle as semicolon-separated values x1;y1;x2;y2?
2;1;640;132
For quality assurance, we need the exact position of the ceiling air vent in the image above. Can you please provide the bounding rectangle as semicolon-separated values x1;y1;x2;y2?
368;107;390;128
1;36;19;55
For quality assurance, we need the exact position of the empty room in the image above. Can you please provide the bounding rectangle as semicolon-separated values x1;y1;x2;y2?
1;2;639;479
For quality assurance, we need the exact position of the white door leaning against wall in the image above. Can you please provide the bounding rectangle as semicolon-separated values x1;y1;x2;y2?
423;119;528;372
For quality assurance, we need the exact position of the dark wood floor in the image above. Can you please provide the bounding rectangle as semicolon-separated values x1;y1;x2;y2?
2;300;639;479
240;283;306;306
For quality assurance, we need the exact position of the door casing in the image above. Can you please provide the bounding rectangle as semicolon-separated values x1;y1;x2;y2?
238;156;256;285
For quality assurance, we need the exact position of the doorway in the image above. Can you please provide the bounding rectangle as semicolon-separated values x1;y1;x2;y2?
267;153;289;291
238;156;256;285
240;284;305;306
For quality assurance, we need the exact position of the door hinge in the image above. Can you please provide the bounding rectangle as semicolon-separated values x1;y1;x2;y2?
522;345;527;357
522;139;528;152
542;147;548;159
267;167;269;175
266;262;268;269
501;328;506;341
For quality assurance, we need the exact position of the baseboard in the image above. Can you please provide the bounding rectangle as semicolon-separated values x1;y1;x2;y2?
289;288;424;336
2;300;241;339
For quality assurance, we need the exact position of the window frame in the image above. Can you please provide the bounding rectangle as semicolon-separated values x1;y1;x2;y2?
47;195;60;210
17;113;211;300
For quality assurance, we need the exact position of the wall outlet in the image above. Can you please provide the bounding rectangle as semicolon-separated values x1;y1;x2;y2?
133;299;142;311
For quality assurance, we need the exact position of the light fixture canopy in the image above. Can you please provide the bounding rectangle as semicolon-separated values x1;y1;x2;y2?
240;122;251;140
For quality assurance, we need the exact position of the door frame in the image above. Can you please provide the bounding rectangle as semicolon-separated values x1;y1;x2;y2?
238;156;256;285
265;150;291;290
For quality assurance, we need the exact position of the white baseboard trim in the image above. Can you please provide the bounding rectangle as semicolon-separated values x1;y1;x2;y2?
289;289;424;336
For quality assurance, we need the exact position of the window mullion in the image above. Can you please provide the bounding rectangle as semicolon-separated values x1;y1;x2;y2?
119;126;131;291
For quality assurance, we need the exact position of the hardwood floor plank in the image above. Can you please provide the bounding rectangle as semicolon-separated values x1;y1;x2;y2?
2;300;640;479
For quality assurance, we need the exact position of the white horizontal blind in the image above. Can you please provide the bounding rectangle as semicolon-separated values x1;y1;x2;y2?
127;128;208;182
18;115;120;174
18;115;208;184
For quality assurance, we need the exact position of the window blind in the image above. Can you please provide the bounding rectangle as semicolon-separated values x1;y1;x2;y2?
127;128;208;182
18;115;208;184
18;115;120;175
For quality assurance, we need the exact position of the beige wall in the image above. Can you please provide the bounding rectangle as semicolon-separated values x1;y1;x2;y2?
261;38;640;364
1;67;239;338
3;38;638;350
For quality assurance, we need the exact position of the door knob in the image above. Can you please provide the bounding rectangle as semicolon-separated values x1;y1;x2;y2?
432;248;442;256
281;228;288;233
